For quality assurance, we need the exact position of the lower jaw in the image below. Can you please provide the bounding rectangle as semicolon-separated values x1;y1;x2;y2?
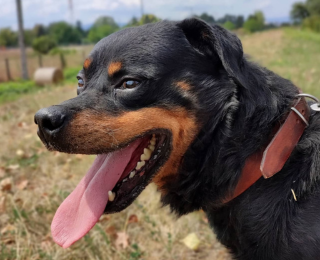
104;133;171;214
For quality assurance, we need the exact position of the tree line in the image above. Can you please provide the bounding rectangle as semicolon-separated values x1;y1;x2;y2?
1;0;320;51
0;14;160;49
290;0;320;32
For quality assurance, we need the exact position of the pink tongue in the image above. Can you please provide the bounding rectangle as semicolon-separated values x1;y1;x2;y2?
51;139;142;248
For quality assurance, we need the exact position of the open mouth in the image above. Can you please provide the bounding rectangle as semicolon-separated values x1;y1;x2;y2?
105;133;169;213
51;132;171;248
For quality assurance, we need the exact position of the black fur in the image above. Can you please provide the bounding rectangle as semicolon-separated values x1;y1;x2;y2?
35;18;320;259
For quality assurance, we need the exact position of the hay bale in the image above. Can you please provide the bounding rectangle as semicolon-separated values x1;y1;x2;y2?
34;67;63;86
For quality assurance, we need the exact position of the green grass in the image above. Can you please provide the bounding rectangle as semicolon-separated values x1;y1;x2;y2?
0;66;81;105
241;28;320;97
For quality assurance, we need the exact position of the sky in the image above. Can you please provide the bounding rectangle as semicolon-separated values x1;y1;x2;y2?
0;0;300;30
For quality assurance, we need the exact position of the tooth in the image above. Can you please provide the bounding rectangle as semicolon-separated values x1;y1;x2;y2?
129;171;136;178
108;191;115;202
148;144;155;151
140;148;152;161
123;178;127;182
150;139;156;145
136;161;146;170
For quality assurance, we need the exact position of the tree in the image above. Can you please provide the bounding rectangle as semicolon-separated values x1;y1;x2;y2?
127;17;139;27
140;14;160;25
48;21;82;45
87;25;117;43
24;29;35;46
196;13;215;24
0;28;18;47
32;36;57;54
217;14;244;29
125;14;160;27
306;0;320;16
290;2;310;24
303;16;320;32
223;21;236;30
93;16;119;29
235;16;244;28
49;48;75;69
76;20;85;37
33;24;47;37
243;11;265;32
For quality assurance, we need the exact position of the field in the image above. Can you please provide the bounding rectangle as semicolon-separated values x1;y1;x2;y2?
0;46;93;82
0;28;320;260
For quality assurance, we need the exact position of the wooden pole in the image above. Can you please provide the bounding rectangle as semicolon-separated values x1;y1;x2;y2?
5;59;12;81
38;54;43;67
16;0;29;80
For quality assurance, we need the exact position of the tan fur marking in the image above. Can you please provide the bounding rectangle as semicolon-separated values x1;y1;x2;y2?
108;61;122;76
83;58;92;69
176;81;191;91
67;108;199;192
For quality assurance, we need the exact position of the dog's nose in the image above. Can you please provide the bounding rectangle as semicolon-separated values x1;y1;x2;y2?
34;106;66;134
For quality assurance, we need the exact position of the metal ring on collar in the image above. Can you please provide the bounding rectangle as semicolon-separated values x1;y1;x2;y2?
297;93;320;112
291;107;309;126
297;93;319;103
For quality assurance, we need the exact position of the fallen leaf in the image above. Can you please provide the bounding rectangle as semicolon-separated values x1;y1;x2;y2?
24;133;33;139
181;233;201;251
1;224;16;234
16;149;25;157
7;164;19;171
115;232;129;249
0;196;6;213
105;225;117;239
1;237;15;245
128;214;138;224
16;180;28;190
0;168;5;178
18;122;28;129
0;178;12;192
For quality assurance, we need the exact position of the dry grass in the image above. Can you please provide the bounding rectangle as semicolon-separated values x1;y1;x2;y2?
0;86;229;260
1;28;320;260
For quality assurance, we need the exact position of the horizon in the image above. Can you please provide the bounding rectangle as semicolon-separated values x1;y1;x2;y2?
0;0;298;30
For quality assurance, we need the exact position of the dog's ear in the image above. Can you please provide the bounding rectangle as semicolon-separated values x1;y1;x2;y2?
177;18;246;88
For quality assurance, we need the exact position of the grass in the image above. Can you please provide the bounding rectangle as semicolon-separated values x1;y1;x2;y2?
0;28;320;260
0;67;81;105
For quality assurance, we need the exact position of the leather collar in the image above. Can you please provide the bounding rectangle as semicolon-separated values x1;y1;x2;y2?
223;96;311;203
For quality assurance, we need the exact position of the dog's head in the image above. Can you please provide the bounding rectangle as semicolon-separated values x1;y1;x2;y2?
34;18;245;247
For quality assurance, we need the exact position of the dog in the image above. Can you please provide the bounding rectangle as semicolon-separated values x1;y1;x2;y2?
34;18;320;259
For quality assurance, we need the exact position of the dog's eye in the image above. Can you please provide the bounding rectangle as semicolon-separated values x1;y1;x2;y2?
78;78;84;88
122;80;139;89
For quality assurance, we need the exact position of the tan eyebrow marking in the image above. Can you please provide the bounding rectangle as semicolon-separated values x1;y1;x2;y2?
176;81;191;91
83;58;92;69
108;61;122;77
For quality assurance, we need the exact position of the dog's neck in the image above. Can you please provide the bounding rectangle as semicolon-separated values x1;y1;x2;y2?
161;60;320;216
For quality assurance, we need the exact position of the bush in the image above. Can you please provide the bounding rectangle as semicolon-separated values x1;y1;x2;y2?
303;16;320;33
87;25;118;43
0;28;18;47
223;21;236;30
243;19;264;33
32;36;57;54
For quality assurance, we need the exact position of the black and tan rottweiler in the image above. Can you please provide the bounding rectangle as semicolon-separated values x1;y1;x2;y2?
34;18;320;259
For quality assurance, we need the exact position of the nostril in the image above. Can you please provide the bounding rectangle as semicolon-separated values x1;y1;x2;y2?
35;107;66;132
42;115;65;131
